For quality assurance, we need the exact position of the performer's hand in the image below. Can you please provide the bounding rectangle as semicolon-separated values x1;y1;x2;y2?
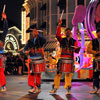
2;12;7;20
58;19;62;26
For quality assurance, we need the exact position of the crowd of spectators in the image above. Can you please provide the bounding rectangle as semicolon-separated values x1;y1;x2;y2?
4;52;28;75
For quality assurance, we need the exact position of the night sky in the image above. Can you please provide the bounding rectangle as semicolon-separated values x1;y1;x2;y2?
0;0;24;30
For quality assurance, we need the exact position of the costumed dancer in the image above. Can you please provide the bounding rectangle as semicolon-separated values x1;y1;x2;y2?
0;9;8;92
24;27;46;93
87;29;100;94
49;19;80;95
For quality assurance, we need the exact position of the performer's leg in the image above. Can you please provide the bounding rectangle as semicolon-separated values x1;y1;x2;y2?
90;60;99;94
49;59;62;93
28;63;37;93
90;71;99;94
36;73;41;86
53;59;62;89
36;73;41;92
28;62;35;87
0;68;6;92
28;74;35;88
65;73;73;95
54;72;62;89
49;72;62;93
93;71;99;89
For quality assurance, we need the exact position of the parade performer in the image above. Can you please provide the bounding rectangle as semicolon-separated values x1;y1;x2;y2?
87;29;100;94
24;27;46;93
0;11;8;92
49;20;80;95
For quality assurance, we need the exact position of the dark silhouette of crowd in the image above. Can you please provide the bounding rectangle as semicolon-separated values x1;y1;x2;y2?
4;52;28;75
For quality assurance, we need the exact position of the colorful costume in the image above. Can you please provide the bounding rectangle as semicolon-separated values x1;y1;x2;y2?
50;26;80;94
0;13;8;92
24;34;46;93
87;37;100;93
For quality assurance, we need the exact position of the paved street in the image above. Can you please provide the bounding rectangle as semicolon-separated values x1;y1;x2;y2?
0;75;100;100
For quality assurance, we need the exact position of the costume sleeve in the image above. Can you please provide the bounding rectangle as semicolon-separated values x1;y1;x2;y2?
56;26;62;43
87;41;96;54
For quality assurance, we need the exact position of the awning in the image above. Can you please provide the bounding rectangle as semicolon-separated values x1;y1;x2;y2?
44;40;57;51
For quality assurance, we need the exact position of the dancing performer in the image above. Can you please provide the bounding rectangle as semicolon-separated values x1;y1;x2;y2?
87;29;100;94
0;12;8;92
24;27;46;93
49;20;80;95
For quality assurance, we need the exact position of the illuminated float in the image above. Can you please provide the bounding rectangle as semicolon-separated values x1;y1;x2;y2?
72;0;100;79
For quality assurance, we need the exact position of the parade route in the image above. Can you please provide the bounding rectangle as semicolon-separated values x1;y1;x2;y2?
0;75;100;100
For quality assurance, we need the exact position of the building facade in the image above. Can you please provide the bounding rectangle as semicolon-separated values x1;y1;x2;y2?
22;0;90;40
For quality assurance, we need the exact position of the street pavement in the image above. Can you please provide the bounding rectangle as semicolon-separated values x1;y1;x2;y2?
0;75;100;100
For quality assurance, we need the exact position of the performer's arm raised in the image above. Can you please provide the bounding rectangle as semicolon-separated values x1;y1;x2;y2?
56;20;62;42
0;12;8;41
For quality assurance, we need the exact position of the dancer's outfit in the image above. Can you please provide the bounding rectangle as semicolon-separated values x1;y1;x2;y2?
87;33;100;94
49;25;80;95
0;13;8;92
24;34;46;93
